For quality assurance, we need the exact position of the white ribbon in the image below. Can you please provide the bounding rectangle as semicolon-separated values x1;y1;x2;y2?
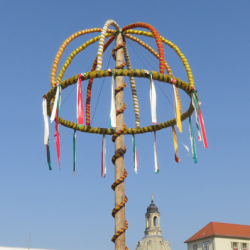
42;99;49;145
174;127;190;155
101;134;106;178
149;74;157;124
132;135;138;174
192;94;202;141
110;74;116;128
154;131;159;173
50;84;60;123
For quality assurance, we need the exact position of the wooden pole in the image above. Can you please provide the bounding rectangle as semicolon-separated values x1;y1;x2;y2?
115;32;126;250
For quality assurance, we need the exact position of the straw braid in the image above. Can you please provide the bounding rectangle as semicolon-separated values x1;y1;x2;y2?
110;51;128;249
45;69;194;135
122;23;165;74
57;33;113;84
96;20;120;71
85;36;116;126
51;28;102;87
112;41;141;127
123;41;140;128
124;34;172;76
123;29;195;87
97;21;141;128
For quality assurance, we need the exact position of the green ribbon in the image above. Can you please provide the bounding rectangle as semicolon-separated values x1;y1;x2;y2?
189;116;198;163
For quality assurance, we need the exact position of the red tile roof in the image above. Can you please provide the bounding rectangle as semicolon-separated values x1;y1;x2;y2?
185;222;250;243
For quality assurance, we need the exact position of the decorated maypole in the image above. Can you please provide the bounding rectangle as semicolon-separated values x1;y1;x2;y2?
113;32;126;250
42;20;208;250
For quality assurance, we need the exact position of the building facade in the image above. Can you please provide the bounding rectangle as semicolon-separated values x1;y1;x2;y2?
135;196;171;250
185;222;250;250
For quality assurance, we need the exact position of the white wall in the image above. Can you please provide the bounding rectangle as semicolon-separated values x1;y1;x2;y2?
187;236;250;250
187;237;214;250
214;236;250;250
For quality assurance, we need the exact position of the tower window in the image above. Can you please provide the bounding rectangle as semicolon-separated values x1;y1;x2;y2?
153;216;158;226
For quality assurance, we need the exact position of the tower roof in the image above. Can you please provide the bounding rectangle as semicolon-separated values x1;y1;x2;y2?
146;195;159;213
185;222;250;243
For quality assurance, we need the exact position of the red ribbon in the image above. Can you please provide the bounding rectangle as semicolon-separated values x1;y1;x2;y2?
54;129;60;168
198;104;208;149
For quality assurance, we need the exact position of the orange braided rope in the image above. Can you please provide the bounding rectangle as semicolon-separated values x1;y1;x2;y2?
122;22;165;74
110;42;128;250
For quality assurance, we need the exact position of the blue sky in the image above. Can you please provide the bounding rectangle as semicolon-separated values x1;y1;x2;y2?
0;1;249;250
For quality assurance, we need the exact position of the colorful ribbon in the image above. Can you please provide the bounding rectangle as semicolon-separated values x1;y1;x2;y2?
192;93;208;148
189;116;198;163
132;135;138;174
46;140;52;170
50;84;61;123
73;130;76;174
54;129;60;168
149;73;157;124
172;126;180;163
154;131;159;173
77;74;84;125
192;93;202;141
198;103;208;148
110;73;116;128
42;98;49;145
101;134;106;178
172;79;182;133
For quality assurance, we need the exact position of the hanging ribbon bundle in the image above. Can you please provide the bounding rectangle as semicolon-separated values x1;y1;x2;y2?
192;92;208;148
198;103;208;148
73;130;76;174
54;129;60;168
77;74;84;125
172;78;182;133
189;116;198;163
154;131;160;173
101;134;106;178
192;93;202;141
132;135;138;174
50;83;61;123
172;126;180;163
149;72;157;125
110;71;116;128
42;97;51;170
46;140;52;170
50;83;62;168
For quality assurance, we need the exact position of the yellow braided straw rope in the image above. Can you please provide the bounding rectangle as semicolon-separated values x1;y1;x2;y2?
50;28;117;86
124;29;195;87
51;28;103;87
45;69;195;135
124;34;182;124
124;34;173;76
56;33;113;83
114;42;141;127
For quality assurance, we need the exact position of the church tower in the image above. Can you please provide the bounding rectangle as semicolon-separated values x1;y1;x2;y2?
135;195;171;250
